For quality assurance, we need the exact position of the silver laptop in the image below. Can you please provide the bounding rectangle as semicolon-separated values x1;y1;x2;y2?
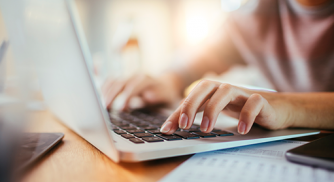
0;0;319;162
0;40;8;92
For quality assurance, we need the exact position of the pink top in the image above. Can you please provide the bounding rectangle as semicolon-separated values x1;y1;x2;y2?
223;0;334;92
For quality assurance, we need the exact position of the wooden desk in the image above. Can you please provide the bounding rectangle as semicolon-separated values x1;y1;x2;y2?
22;110;332;182
23;111;191;182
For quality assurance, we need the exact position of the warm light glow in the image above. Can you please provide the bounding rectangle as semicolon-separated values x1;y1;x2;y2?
179;0;225;47
185;14;209;45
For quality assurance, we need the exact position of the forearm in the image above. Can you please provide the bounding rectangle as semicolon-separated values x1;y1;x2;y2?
264;92;334;130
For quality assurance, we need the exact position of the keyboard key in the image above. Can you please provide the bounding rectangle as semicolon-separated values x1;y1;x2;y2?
134;133;154;138
142;126;159;130
110;118;122;123
121;134;135;139
174;131;200;139
129;138;145;144
130;121;142;125
152;119;164;124
131;118;142;122
185;129;201;132
140;115;155;121
141;137;164;142
120;115;134;120
188;125;201;132
119;112;132;118
147;130;161;134
136;123;150;127
134;114;148;120
212;130;234;136
113;129;127;134
120;126;138;130
112;121;128;125
192;132;216;138
157;134;182;141
127;129;145;133
152;122;163;126
155;116;168;120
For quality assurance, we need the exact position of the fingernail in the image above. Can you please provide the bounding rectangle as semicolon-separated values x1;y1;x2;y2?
238;121;246;134
179;113;188;129
160;121;172;133
201;116;210;132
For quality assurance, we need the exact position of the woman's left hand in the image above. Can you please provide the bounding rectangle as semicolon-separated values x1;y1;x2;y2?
160;80;291;135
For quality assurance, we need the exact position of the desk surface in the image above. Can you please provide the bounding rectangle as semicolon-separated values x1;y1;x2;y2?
23;111;191;182
23;110;332;182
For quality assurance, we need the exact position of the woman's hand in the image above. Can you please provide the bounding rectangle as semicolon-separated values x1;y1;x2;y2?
102;73;182;110
160;80;292;135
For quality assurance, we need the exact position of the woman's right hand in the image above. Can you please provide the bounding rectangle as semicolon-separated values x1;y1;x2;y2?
102;73;182;111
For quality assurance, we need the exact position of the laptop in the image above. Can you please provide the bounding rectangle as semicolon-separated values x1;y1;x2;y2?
0;40;8;92
0;0;320;162
0;41;7;63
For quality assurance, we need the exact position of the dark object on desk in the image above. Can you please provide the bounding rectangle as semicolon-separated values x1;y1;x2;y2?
14;133;64;172
286;133;334;170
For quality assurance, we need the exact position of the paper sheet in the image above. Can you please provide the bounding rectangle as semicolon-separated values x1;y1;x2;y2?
160;140;334;182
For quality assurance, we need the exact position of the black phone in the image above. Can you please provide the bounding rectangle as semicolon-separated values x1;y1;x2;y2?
15;133;64;171
285;133;334;170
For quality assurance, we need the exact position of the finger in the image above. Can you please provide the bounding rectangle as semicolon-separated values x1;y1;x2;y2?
121;75;152;110
238;93;267;135
160;106;182;134
198;99;209;113
105;80;127;109
180;80;220;130
202;83;236;133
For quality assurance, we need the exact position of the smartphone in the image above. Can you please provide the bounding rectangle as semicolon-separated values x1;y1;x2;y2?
285;133;334;170
15;133;64;171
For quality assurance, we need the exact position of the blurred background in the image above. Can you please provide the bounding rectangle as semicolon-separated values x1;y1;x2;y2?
72;0;268;90
76;0;227;78
0;0;271;108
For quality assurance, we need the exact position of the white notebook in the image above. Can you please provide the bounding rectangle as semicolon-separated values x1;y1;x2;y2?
160;140;334;182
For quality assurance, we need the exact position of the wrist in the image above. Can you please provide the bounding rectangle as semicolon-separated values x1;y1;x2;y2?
261;92;296;129
271;93;305;129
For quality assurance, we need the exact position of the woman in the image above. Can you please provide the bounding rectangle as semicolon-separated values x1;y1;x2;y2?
102;0;334;135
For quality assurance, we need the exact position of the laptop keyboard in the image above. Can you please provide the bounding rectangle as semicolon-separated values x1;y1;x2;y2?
109;110;234;144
